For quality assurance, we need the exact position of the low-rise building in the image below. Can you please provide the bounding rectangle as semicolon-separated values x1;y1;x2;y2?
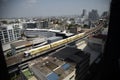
88;34;107;53
24;29;56;38
37;21;49;29
10;37;47;55
69;27;81;34
10;40;32;55
21;47;90;80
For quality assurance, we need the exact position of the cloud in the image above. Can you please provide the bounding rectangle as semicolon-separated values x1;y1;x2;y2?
27;0;37;4
22;0;38;9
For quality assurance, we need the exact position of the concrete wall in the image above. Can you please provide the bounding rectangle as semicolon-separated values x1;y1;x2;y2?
63;70;75;80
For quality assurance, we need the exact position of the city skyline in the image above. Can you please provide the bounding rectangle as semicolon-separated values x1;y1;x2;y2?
0;0;111;18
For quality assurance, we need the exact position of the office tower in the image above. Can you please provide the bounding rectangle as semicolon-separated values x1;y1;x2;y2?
23;22;37;29
88;9;99;21
81;9;87;18
101;11;109;19
37;21;48;29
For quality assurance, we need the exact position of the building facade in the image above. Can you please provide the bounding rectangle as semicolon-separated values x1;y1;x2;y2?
81;9;87;18
37;21;49;29
0;24;22;44
88;9;99;21
24;29;56;38
23;22;37;29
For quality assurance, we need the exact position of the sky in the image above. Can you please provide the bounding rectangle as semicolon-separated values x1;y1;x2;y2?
0;0;111;18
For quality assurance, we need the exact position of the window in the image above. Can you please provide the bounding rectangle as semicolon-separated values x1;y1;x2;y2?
8;30;12;34
9;30;14;40
0;31;3;39
10;36;14;41
4;34;8;38
5;38;9;42
0;39;4;43
17;34;19;37
0;31;2;35
0;35;3;39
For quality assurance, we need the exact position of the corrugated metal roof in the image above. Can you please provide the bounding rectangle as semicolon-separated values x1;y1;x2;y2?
47;36;62;40
47;72;59;80
11;40;32;47
61;63;70;70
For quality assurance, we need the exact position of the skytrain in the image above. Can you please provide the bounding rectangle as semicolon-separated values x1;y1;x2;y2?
24;33;85;57
24;25;102;57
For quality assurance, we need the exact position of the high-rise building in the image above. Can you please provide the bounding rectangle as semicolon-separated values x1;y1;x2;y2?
81;9;87;18
81;9;88;24
37;21;48;29
0;24;22;44
88;9;99;21
23;22;37;29
101;11;109;19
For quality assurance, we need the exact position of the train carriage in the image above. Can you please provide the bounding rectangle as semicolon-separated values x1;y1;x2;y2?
24;44;51;57
77;33;85;39
67;34;80;43
50;39;68;48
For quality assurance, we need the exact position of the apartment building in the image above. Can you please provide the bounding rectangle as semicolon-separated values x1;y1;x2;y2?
0;23;22;44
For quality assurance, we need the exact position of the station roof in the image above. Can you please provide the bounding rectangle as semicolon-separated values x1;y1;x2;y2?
11;40;32;47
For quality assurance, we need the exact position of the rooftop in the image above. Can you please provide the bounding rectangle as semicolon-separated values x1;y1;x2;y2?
54;63;74;80
47;36;62;40
29;57;65;75
10;37;46;48
25;28;48;31
29;37;46;44
92;34;107;40
24;29;56;38
11;40;32;47
22;68;37;80
29;56;75;80
27;47;90;80
51;47;82;60
2;43;11;51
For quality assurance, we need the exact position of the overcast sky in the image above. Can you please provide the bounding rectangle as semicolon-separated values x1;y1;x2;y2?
0;0;111;18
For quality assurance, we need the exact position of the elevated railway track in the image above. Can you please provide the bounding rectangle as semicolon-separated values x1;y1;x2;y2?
7;22;104;75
